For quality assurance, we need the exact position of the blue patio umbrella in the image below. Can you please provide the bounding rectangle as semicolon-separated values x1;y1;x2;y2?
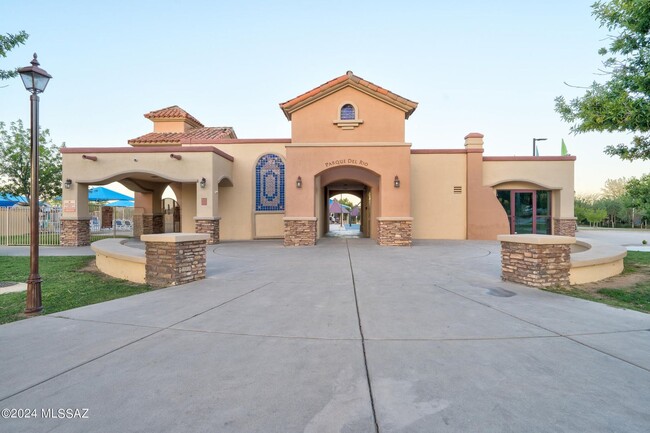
107;199;134;207
88;187;133;202
0;193;27;206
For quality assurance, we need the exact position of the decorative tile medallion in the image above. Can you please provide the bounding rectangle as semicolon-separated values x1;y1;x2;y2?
255;154;285;211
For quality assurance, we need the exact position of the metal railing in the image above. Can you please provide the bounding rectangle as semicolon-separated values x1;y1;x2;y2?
1;205;138;245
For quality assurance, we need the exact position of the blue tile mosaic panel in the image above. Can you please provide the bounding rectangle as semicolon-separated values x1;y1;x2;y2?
255;154;285;211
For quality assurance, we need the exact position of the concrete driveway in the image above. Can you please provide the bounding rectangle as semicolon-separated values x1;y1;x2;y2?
1;238;649;432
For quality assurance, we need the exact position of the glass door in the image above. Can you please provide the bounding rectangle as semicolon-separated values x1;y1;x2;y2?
514;192;534;234
497;190;552;234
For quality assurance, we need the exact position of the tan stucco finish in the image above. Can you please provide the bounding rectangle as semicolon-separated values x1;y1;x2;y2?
483;159;575;219
411;153;467;239
291;86;406;143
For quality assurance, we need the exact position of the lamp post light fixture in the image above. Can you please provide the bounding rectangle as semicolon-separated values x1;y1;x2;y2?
18;53;52;315
533;138;547;156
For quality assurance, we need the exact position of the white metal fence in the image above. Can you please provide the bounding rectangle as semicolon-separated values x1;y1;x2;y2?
1;205;136;246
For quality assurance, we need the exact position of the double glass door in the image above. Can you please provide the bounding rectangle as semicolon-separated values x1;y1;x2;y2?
497;190;551;234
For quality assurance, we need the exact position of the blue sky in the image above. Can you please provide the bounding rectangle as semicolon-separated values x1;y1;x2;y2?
1;0;647;195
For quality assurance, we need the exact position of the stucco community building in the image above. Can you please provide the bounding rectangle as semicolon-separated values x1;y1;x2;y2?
61;71;576;247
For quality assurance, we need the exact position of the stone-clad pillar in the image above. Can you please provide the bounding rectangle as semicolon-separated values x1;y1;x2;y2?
497;234;575;287
142;233;209;288
283;217;317;246
61;218;91;246
377;217;413;246
194;217;220;244
553;218;577;237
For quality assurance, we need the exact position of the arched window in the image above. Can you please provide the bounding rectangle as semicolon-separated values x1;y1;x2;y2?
340;104;356;120
255;154;285;211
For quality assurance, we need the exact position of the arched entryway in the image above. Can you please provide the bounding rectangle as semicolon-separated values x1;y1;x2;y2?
325;184;365;238
315;165;380;240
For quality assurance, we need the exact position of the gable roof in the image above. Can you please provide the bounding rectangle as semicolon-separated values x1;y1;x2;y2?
128;127;237;145
144;105;204;128
279;71;418;120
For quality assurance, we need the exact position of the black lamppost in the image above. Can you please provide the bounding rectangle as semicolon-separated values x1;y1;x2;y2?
533;137;547;156
18;53;52;314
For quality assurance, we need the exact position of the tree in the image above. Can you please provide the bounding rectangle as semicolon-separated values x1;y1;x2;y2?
555;1;650;161
600;177;628;199
0;120;64;202
0;31;29;81
625;173;650;226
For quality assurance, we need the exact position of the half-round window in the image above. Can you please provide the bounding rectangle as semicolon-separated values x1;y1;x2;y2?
340;104;356;120
255;154;285;212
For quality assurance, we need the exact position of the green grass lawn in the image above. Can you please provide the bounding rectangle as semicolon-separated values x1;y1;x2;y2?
545;251;650;313
0;256;151;325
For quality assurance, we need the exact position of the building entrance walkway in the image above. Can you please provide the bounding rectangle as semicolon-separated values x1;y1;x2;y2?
1;239;649;432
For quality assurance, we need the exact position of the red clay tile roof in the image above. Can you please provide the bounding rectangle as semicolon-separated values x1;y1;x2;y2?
279;71;418;120
128;127;237;145
144;105;204;128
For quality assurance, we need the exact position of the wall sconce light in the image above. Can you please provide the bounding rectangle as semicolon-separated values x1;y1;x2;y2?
296;176;302;188
199;177;207;188
170;153;182;160
64;178;72;189
394;175;400;188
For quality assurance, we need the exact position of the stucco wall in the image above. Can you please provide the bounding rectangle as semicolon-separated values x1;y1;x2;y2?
410;153;467;239
291;86;406;143
285;144;411;219
483;159;575;219
214;142;287;240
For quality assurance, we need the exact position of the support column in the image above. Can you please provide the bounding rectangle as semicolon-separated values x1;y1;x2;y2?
498;234;575;288
283;217;317;246
142;233;209;288
377;217;413;246
553;218;577;237
60;217;91;246
194;217;220;244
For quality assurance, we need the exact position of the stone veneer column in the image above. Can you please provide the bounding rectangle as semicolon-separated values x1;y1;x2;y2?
377;217;413;246
60;218;91;247
152;213;164;234
283;217;317;246
136;214;165;239
553;218;577;237
497;234;575;288
141;233;209;288
132;214;143;238
194;217;220;244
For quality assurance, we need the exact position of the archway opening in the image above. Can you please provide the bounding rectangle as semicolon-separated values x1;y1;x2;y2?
326;184;364;238
315;165;380;240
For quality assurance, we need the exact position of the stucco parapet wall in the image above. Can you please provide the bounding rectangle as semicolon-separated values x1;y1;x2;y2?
91;239;146;264
411;149;483;154
60;146;234;162
283;217;317;221
497;234;576;245
571;239;627;268
193;216;221;221
141;233;210;243
285;142;412;148
376;217;414;222
484;156;576;162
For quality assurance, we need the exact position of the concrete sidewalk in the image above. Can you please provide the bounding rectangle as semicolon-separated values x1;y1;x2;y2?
1;239;649;432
